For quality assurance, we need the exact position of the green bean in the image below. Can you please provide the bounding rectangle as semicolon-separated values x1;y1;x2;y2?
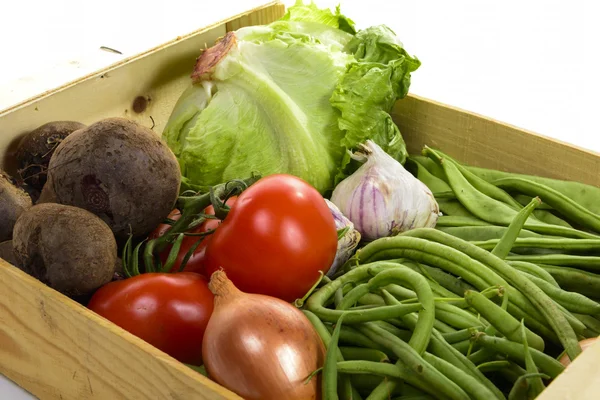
437;225;542;242
323;314;345;400
434;302;486;330
423;352;500;400
473;333;565;378
539;264;600;298
340;347;390;363
395;229;582;359
491;197;541;259
384;283;417;300
436;215;492;227
306;263;422;323
476;360;511;373
514;194;554;210
403;262;476;296
433;149;524;212
337;361;447;400
498;361;528;384
372;321;413;342
350;375;392;394
336;326;396;359
493;176;600;234
358;323;470;400
442;328;479;344
573;313;600;335
505;302;560;345
507;254;600;271
474;237;600;253
356;236;555;336
406;157;452;193
437;200;481;218
391;396;435;400
409;155;448;181
521;273;600;315
337;265;435;355
520;321;545;397
433;318;457;334
424;146;597;240
465;290;545;351
507;373;550;400
507;261;560;288
467;348;495;365
382;291;507;400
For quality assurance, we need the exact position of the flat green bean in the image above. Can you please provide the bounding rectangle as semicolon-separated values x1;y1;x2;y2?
436;215;492;227
491;197;540;259
493;177;600;234
424;146;597;240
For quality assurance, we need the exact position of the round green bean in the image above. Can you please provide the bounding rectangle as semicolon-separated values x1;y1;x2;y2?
358;323;471;400
473;333;565;378
539;264;600;298
465;290;545;351
507;254;600;271
436;215;492;227
474;237;600;253
340;347;390;363
423;352;500;400
437;225;541;242
507;261;560;288
395;229;582;360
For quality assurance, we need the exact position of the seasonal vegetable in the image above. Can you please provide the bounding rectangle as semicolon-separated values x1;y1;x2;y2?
331;140;439;241
147;197;237;274
202;270;325;400
42;117;181;240
12;203;117;297
88;272;214;365
324;199;361;277
162;1;420;194
0;170;31;241
204;174;338;302
16;120;86;199
0;241;15;265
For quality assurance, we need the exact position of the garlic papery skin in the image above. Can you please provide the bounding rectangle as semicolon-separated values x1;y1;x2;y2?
324;199;361;278
331;140;440;241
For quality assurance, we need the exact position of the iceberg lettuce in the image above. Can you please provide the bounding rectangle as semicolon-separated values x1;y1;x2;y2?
162;1;420;194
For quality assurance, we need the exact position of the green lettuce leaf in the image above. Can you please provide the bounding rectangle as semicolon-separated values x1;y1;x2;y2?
162;1;419;194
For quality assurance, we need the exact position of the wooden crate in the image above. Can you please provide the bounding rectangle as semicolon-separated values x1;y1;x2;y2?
0;1;598;399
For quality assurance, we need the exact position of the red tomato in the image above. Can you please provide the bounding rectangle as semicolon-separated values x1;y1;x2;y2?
88;272;214;365
204;174;338;302
148;197;237;274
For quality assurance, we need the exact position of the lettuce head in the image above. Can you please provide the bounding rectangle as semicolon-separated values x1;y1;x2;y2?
162;1;420;194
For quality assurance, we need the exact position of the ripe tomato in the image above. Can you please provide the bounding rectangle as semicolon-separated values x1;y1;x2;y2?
204;174;338;302
88;272;214;365
149;197;237;274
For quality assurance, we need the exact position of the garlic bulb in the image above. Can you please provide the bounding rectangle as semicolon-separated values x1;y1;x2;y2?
331;140;440;241
324;199;361;278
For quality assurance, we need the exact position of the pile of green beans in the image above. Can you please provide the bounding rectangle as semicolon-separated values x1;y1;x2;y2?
300;149;600;399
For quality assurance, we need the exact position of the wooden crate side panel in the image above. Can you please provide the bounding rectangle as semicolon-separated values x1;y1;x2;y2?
393;94;600;187
0;260;241;400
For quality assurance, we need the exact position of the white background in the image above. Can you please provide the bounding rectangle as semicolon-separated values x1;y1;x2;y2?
0;0;597;398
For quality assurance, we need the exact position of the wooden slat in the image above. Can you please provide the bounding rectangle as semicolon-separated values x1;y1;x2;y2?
393;94;600;187
226;3;285;31
0;260;241;400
